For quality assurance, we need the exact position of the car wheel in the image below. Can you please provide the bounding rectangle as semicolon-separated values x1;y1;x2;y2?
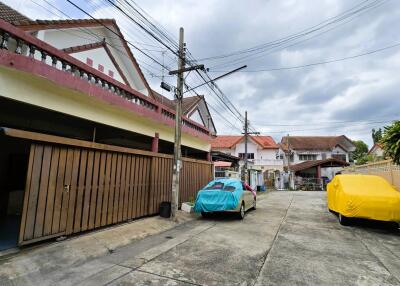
338;213;350;226
238;202;245;220
201;212;210;218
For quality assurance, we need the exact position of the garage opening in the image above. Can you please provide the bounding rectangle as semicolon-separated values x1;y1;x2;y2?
0;136;30;251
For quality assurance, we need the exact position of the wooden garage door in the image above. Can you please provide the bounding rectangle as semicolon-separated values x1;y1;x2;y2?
19;143;153;245
19;144;74;244
19;141;213;245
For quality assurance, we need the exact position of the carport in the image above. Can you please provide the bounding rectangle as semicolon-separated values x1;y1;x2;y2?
290;158;349;190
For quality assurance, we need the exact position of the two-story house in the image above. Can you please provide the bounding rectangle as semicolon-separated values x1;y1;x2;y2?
211;135;284;172
280;135;356;179
0;2;215;249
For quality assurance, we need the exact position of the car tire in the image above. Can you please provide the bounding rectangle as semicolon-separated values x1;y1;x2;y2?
338;213;350;226
238;202;245;220
201;212;210;218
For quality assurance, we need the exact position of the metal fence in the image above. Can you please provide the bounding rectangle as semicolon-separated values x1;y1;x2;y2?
342;160;400;191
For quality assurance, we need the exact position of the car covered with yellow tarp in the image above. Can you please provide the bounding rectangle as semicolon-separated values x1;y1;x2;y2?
327;174;400;225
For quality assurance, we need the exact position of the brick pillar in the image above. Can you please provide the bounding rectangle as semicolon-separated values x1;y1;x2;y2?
316;165;321;178
152;132;159;153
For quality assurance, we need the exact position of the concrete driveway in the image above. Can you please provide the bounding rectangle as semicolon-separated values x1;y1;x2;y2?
1;191;399;285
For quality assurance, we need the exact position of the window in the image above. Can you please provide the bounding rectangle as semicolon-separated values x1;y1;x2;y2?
98;64;104;72
299;154;317;161
332;154;347;162
238;153;254;159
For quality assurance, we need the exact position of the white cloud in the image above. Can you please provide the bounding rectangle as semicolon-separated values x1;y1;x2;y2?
4;0;399;146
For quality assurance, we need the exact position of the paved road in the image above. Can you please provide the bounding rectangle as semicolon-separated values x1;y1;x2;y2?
2;191;400;285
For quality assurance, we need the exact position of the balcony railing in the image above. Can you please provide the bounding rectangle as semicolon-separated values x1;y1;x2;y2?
0;19;211;137
253;159;284;166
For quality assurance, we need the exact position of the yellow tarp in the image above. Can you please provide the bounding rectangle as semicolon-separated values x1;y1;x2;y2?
327;174;400;222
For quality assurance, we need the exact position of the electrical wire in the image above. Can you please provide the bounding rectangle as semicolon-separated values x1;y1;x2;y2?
198;0;386;62
210;40;400;73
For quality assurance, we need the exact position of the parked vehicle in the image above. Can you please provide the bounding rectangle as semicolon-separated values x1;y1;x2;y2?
327;174;400;226
194;178;256;219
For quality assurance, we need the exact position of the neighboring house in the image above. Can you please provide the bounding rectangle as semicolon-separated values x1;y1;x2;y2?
152;91;216;135
0;3;214;249
211;135;284;172
280;135;356;180
368;143;385;161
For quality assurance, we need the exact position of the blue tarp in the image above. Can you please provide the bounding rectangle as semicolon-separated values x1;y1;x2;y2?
193;178;243;213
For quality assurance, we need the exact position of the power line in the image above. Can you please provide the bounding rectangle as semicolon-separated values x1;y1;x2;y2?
250;115;400;126
33;0;173;81
255;119;394;134
198;0;386;62
63;0;254;134
65;0;172;71
207;0;388;70
94;0;248;130
210;40;400;72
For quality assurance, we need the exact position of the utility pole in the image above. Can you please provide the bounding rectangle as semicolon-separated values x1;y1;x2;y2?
170;27;185;220
169;28;206;220
286;134;290;170
242;111;259;183
244;111;249;182
167;29;247;220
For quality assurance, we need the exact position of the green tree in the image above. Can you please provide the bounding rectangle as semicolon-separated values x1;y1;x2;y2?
352;140;369;165
372;128;382;144
381;121;400;165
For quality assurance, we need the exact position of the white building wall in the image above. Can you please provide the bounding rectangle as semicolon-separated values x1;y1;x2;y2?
71;48;124;83
258;149;277;160
38;28;149;95
189;109;204;126
235;140;258;157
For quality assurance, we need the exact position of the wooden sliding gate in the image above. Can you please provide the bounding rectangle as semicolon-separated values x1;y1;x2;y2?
19;142;212;245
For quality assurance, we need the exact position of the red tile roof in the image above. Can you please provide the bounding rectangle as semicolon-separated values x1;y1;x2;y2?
12;18;116;30
211;135;278;149
252;136;279;149
368;143;383;155
0;2;30;23
211;136;243;149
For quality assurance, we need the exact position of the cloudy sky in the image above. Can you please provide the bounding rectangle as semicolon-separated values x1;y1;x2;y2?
5;0;400;147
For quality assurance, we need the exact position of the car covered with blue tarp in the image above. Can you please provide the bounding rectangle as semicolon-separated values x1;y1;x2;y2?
194;178;256;219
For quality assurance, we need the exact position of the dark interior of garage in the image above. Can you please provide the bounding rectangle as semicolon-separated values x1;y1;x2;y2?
0;136;30;251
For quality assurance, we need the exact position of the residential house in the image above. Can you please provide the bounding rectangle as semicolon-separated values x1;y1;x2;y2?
0;3;214;249
211;135;283;188
280;135;356;180
368;143;385;161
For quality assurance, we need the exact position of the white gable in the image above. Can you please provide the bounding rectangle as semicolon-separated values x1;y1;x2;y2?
70;47;125;84
37;26;149;96
189;109;205;126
